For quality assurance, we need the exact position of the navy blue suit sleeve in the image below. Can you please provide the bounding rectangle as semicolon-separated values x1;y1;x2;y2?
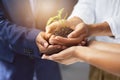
0;8;41;58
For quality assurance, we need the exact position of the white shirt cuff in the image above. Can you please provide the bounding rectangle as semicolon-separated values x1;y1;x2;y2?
105;18;120;39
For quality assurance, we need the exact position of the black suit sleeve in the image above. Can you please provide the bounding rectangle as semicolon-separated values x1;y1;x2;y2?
0;2;41;58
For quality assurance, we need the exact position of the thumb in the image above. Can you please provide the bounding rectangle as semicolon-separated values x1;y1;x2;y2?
36;32;49;48
68;23;84;38
46;22;58;33
46;25;52;34
68;29;80;38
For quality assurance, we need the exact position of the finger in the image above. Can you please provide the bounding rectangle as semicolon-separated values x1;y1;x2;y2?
39;32;49;48
46;26;51;33
48;45;61;49
78;38;88;46
52;35;86;46
50;57;79;65
83;38;88;42
37;42;46;53
62;46;67;49
80;40;87;46
41;54;51;59
48;40;67;49
48;48;72;60
42;47;77;64
46;24;56;34
50;37;79;46
82;38;88;46
68;23;86;38
42;44;66;55
41;54;63;61
68;29;80;38
45;33;52;41
46;26;56;34
46;21;61;33
49;35;56;45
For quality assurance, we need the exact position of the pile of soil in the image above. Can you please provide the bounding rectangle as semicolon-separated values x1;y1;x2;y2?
53;27;73;37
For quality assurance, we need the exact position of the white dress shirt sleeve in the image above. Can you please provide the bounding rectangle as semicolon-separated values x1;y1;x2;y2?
105;15;120;39
69;0;96;24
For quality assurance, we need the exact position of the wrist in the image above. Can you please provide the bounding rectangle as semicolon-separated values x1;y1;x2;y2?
87;22;113;36
87;24;96;36
75;46;90;62
88;23;105;36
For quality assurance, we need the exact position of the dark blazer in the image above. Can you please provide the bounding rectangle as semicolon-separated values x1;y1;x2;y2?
0;0;62;80
0;0;41;62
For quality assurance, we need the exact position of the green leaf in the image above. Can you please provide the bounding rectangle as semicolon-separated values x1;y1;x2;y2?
47;8;65;26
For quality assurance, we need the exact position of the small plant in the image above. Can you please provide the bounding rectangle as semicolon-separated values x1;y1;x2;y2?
47;8;73;37
45;8;74;55
47;8;64;26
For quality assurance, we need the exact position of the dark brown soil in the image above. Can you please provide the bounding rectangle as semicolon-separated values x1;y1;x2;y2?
53;27;73;37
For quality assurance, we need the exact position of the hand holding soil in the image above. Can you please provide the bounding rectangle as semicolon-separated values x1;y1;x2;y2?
44;9;86;55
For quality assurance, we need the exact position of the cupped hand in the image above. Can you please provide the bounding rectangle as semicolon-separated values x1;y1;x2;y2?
49;31;88;47
46;18;88;47
68;22;89;38
42;46;84;65
36;32;67;55
49;35;85;46
46;16;83;34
